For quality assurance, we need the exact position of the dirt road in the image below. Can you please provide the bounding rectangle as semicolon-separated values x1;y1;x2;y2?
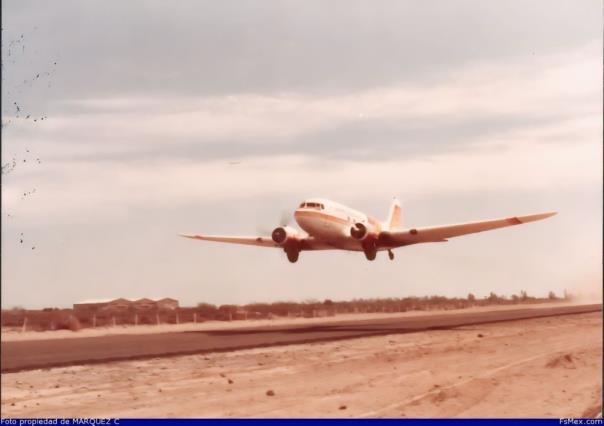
2;304;599;373
1;311;601;418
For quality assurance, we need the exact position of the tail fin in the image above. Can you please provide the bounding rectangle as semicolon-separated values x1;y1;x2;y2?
386;197;403;230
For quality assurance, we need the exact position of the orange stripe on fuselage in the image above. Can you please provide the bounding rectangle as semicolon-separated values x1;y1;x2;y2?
294;210;350;225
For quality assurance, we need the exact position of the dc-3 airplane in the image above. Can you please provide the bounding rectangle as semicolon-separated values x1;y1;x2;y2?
180;198;556;263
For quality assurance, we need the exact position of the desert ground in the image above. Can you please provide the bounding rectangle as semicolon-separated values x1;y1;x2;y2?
1;310;601;418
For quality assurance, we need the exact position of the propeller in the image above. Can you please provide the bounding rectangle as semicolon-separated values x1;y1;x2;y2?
279;210;293;227
256;210;294;235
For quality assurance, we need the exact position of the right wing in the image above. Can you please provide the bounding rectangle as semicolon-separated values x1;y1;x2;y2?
379;212;556;248
180;234;278;247
179;234;335;250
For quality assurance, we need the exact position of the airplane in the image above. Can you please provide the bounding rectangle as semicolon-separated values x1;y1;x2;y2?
180;198;556;263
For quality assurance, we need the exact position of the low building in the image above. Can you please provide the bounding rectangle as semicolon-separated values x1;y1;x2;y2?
132;298;156;310
155;298;179;310
74;297;180;312
104;298;132;311
73;298;116;312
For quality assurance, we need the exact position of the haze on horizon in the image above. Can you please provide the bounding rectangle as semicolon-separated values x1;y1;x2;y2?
1;0;602;309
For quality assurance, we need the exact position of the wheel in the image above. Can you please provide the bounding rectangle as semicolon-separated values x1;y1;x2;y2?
388;250;394;260
364;248;377;261
362;240;377;261
286;250;299;263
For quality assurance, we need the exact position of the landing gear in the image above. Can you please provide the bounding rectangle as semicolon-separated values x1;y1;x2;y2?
388;249;394;260
363;249;376;261
286;250;299;263
285;244;300;263
362;240;377;261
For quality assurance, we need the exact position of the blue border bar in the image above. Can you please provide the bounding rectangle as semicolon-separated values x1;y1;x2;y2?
3;420;589;425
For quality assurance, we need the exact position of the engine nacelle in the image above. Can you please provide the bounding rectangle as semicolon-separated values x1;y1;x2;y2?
350;222;367;240
271;226;299;245
350;222;380;241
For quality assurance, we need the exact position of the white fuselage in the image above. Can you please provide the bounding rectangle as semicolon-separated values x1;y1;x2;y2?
293;198;381;251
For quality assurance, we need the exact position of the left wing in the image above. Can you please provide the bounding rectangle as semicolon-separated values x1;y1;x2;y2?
379;211;556;248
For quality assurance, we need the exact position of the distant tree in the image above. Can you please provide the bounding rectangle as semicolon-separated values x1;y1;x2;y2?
487;292;500;303
270;301;298;316
218;304;238;321
548;291;557;300
218;304;237;312
323;299;334;306
467;293;476;303
520;290;528;301
197;303;218;319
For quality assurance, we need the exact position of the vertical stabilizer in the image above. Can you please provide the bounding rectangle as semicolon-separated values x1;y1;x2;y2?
387;197;403;230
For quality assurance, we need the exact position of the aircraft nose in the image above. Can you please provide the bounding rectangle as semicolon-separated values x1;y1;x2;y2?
294;209;306;224
294;209;310;233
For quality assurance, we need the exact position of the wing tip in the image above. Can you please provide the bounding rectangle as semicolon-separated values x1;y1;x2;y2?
517;211;558;223
538;211;558;219
179;233;200;239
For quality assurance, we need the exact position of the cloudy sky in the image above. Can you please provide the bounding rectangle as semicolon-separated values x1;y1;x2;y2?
2;0;602;309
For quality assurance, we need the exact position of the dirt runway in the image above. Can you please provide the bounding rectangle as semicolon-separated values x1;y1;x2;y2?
1;310;601;418
1;303;600;373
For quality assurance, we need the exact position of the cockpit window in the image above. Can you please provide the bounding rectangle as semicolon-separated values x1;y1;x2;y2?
300;202;325;210
302;202;324;210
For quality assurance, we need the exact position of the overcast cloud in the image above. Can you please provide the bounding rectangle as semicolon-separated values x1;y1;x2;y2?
1;0;602;308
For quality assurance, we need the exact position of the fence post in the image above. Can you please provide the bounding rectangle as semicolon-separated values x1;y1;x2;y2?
92;314;96;328
134;313;138;326
21;317;28;333
112;316;116;327
176;313;179;325
193;313;197;323
156;313;160;325
228;312;232;322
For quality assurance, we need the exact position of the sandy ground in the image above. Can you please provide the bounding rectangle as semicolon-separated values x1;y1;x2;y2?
0;301;585;342
1;311;601;418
